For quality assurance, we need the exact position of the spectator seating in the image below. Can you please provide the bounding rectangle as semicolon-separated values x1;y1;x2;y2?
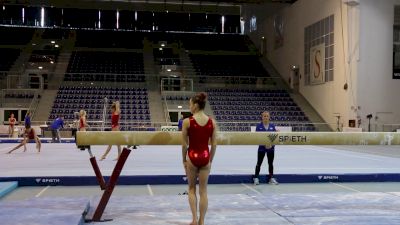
0;27;35;45
0;48;20;74
190;54;268;77
49;86;151;130
41;28;69;40
208;88;315;132
29;49;59;63
75;30;144;49
180;33;250;51
146;32;249;51
153;47;180;65
65;51;145;82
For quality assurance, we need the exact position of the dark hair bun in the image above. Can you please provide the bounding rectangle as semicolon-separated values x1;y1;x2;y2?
191;92;207;110
198;92;207;101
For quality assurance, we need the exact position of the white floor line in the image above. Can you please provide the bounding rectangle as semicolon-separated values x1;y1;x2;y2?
330;182;361;192
147;184;154;196
35;186;50;197
241;183;262;195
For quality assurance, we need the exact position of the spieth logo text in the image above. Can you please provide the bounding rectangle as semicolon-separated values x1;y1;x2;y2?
35;178;61;184
278;135;307;143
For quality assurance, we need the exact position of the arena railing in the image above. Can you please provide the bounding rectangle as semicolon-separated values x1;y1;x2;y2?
24;121;400;139
36;120;337;132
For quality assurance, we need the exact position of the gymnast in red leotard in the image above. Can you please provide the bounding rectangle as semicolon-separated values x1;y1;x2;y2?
7;124;41;154
182;92;217;225
8;113;16;138
79;110;88;131
100;101;122;161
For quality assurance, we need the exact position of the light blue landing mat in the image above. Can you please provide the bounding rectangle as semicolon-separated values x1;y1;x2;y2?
85;192;400;225
0;197;90;225
0;181;18;198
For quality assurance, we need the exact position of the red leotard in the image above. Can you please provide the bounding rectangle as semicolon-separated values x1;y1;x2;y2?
187;116;214;168
9;118;15;128
27;129;35;140
80;117;85;129
111;113;119;129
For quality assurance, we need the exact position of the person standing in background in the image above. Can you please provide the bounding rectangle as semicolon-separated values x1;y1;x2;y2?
8;113;16;138
252;111;279;185
100;101;122;160
24;111;31;127
178;112;184;131
51;115;64;143
79;110;88;131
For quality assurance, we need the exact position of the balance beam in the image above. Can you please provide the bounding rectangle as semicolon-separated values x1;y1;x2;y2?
77;131;399;221
76;131;400;146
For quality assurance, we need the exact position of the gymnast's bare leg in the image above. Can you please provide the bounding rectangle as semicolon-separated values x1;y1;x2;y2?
186;159;211;225
7;138;28;154
186;160;199;225
197;162;210;225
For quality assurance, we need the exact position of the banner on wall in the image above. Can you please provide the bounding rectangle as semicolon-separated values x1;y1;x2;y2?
310;44;325;85
273;14;284;49
393;51;400;79
393;23;400;79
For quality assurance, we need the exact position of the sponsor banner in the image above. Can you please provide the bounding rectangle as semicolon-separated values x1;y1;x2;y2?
310;44;325;85
277;135;308;143
161;126;179;132
393;39;400;79
393;71;400;79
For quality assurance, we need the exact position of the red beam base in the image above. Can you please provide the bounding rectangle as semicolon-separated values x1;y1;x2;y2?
89;157;106;190
87;147;132;222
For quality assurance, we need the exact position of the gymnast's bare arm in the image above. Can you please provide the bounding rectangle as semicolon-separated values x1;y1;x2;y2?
209;119;217;164
181;118;190;168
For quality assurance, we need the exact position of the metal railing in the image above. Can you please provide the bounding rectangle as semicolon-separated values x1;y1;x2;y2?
28;93;40;119
17;120;400;134
1;88;40;107
162;95;172;124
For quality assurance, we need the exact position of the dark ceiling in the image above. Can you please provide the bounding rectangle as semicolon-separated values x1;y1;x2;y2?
3;0;297;6
1;0;296;15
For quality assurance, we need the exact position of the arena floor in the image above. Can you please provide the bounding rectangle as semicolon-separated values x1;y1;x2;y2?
1;143;400;178
1;142;400;224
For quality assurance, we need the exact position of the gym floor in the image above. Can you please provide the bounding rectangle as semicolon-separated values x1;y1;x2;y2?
1;143;400;224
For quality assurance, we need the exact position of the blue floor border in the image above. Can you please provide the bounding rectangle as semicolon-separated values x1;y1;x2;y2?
1;174;400;186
